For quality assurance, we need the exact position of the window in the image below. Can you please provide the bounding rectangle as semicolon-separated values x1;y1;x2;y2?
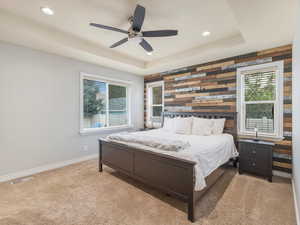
80;74;131;133
237;61;284;138
146;81;164;127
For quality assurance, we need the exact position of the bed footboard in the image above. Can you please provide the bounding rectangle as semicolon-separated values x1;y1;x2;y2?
99;139;197;221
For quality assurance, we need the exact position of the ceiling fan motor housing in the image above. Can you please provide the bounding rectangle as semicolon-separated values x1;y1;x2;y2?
90;4;178;52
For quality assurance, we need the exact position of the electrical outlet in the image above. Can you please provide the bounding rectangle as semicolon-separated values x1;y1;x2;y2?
81;145;88;151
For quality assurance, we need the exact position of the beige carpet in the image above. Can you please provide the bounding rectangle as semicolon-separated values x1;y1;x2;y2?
0;159;296;225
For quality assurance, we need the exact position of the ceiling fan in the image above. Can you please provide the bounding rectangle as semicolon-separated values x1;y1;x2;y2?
90;4;178;54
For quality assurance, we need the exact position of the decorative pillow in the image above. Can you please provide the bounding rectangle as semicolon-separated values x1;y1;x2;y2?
162;117;176;131
191;117;213;136
173;117;193;135
211;118;226;135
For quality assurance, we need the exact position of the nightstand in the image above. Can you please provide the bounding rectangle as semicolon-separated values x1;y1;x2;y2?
238;139;274;182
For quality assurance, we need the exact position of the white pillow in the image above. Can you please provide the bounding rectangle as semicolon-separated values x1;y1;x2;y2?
162;117;176;131
173;117;193;135
191;117;213;136
211;118;226;135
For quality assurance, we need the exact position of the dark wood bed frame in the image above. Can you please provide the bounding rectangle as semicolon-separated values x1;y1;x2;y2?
98;112;237;222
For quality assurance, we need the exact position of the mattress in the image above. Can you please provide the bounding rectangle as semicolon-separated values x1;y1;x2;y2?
106;129;238;191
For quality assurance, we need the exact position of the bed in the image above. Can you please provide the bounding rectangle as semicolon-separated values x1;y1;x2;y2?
98;112;238;222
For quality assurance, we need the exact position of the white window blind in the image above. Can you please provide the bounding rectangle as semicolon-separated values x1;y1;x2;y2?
244;70;276;133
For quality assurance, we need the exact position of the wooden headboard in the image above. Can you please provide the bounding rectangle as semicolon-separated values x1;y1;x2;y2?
162;111;237;141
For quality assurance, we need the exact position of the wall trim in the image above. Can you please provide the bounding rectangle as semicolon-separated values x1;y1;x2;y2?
0;154;98;183
292;179;300;225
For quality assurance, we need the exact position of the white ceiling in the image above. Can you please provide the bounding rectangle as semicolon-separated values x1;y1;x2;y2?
0;0;298;75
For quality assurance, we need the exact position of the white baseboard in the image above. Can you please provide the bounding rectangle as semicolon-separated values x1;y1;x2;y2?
292;179;300;225
0;154;98;183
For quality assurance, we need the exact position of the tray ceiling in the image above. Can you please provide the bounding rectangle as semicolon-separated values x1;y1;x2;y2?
0;0;297;75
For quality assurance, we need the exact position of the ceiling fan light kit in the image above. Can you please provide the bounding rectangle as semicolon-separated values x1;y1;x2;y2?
41;7;54;15
90;4;178;54
202;31;211;37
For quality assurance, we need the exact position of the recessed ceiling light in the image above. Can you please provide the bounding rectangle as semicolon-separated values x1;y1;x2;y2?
41;7;54;15
202;31;210;37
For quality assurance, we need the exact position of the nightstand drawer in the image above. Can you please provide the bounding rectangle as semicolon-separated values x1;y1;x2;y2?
239;157;269;175
239;142;271;160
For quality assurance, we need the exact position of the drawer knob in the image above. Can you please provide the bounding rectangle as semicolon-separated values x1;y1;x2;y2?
252;150;256;154
252;162;256;166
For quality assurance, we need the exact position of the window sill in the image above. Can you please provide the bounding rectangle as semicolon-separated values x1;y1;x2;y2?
146;121;162;129
238;134;284;142
80;125;133;136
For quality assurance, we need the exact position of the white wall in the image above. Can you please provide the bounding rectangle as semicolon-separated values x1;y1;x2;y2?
0;41;144;177
293;5;300;220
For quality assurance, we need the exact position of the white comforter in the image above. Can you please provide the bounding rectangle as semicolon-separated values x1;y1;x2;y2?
106;129;238;191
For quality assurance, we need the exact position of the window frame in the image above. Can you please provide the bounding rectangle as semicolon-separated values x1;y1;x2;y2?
237;61;284;139
80;73;132;134
146;81;164;128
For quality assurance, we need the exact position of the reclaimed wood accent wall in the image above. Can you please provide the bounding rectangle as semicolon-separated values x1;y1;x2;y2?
144;44;292;173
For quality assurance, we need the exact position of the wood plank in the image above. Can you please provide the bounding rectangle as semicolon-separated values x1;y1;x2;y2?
164;72;192;80
208;91;236;96
273;161;292;169
169;81;219;90
201;83;236;90
258;45;292;56
274;149;292;155
284;104;292;110
144;74;161;81
225;120;235;128
275;140;292;146
284;58;293;65
216;72;236;79
175;93;210;98
191;108;236;113
173;80;202;87
192;100;224;104
284;122;292;128
284;72;292;78
284;86;292;92
194;66;222;74
186;102;235;107
284;117;292;123
196;60;235;71
254;50;292;60
164;98;175;102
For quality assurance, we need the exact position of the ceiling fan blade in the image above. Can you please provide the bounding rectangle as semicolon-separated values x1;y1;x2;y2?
90;23;128;34
142;30;178;37
132;4;145;32
110;38;128;48
139;39;153;52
